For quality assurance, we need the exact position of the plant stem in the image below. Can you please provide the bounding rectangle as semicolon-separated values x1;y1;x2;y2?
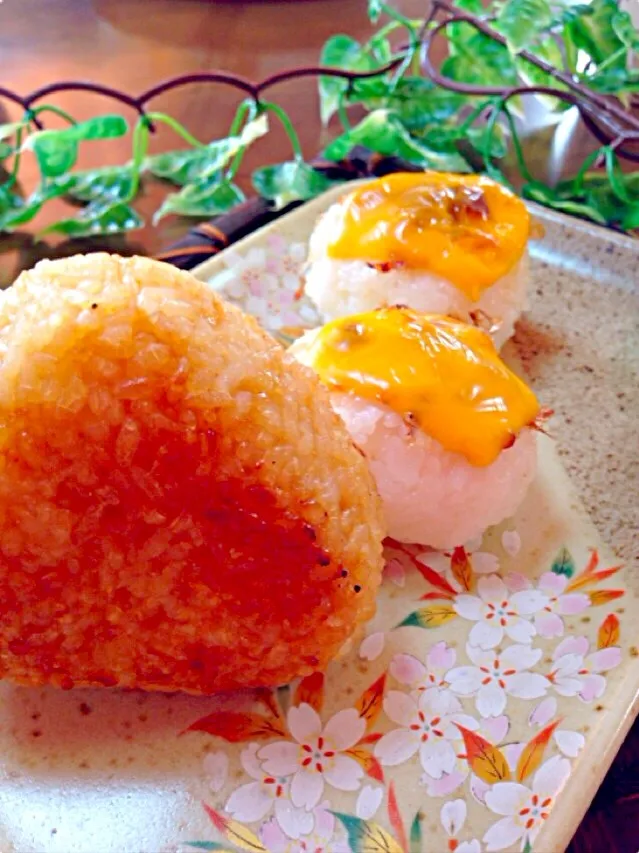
262;101;303;160
144;112;205;148
337;94;352;131
502;105;533;184
31;104;77;125
128;116;150;199
228;99;257;137
6;127;24;189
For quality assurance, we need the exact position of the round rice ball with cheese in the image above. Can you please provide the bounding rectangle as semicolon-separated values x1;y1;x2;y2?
305;172;531;349
291;308;540;550
0;253;384;695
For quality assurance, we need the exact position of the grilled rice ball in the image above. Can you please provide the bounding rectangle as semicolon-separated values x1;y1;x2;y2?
0;254;384;694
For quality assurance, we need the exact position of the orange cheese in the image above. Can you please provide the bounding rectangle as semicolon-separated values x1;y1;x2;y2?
327;172;530;301
303;308;540;466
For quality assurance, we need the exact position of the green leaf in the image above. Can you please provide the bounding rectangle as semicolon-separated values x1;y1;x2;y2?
145;115;268;185
63;165;134;203
612;9;639;50
567;0;625;66
409;811;422;853
397;605;457;630
0;121;25;143
495;0;553;53
252;160;338;209
522;838;533;853
517;37;568;95
367;0;384;23
550;546;576;578
359;77;463;132
442;33;518;89
184;843;231;852
587;66;639;93
319;35;377;126
0;178;73;231
154;179;244;222
332;811;404;852
448;0;485;48
42;199;142;237
324;110;470;172
621;205;639;230
523;183;608;225
467;123;508;159
23;114;129;179
0;121;26;158
0;183;24;221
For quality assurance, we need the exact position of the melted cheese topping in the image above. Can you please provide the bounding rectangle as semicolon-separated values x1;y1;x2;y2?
299;308;539;466
326;172;530;300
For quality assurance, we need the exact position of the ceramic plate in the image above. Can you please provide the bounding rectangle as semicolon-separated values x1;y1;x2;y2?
0;184;637;853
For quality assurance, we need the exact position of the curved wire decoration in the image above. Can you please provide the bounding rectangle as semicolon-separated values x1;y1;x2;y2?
0;0;637;159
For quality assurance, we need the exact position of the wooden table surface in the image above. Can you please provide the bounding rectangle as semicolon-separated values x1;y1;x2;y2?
0;0;430;286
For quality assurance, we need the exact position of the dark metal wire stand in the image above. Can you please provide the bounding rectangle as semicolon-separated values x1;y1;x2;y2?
0;1;637;159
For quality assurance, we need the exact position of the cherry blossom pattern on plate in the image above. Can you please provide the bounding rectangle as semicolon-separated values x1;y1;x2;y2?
184;671;386;843
482;755;571;852
447;644;549;717
259;801;351;852
206;235;318;330
546;633;622;702
225;743;313;838
452;575;548;650
441;799;482;853
528;698;585;759
374;687;478;779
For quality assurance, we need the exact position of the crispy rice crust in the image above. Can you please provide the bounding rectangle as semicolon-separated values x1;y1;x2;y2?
0;254;384;694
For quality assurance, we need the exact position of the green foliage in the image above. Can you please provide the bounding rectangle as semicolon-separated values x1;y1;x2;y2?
0;0;638;240
252;160;338;209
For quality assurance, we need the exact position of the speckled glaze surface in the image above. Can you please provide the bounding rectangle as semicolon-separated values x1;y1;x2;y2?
0;185;636;853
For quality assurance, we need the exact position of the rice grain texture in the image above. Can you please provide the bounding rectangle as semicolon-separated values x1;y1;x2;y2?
0;254;384;694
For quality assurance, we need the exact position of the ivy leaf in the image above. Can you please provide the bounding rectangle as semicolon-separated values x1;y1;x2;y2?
466;123;508;159
367;0;384;23
517;37;567;94
523;182;608;226
319;35;377;126
252;160;337;208
442;33;518;89
145;114;268;186
360;77;463;132
495;0;553;53
612;9;639;50
324;110;470;172
0;121;26;160
447;0;485;48
568;0;625;67
0;178;73;231
154;179;245;222
42;199;142;237
23;115;129;178
63;165;135;203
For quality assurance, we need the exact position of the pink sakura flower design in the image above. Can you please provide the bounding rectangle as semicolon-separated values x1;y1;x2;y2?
440;799;482;853
528;697;585;758
453;574;548;649
259;801;350;853
506;571;590;638
389;641;457;706
375;688;477;779
257;703;365;812
547;635;622;702
225;744;313;838
423;715;510;798
483;755;571;851
447;644;548;717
